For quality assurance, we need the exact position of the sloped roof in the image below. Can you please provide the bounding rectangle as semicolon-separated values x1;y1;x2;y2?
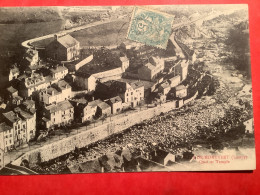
109;96;122;104
50;66;68;74
97;101;110;110
45;100;73;113
2;111;21;123
130;81;144;90
0;122;12;133
57;34;79;48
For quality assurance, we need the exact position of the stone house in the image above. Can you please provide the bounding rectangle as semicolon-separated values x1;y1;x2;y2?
50;65;68;80
39;80;72;105
74;72;96;91
106;96;122;114
158;82;171;95
0;122;14;152
42;100;74;129
45;34;80;61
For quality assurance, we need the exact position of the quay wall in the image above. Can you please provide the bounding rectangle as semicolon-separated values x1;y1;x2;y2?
12;101;178;166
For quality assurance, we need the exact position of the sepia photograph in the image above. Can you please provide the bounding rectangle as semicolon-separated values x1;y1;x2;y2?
0;5;255;175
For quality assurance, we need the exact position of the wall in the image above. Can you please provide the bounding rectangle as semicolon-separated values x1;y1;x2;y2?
12;101;178;166
74;55;93;71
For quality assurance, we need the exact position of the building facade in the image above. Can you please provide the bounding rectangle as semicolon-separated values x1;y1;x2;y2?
106;96;123;114
74;73;96;91
45;34;80;62
39;80;72;105
42;100;74;129
50;66;68;80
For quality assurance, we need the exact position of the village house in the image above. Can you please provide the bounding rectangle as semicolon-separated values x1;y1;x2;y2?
42;100;74;130
50;65;68;80
138;57;165;81
6;86;23;106
39;80;72;105
23;48;39;67
45;34;80;62
0;122;14;152
158;82;171;95
74;72;96;91
70;99;95;123
18;73;48;98
8;64;20;81
95;100;111;117
175;85;187;98
2;111;27;147
20;100;37;141
13;107;36;142
106;96;123;114
112;81;144;107
96;80;144;108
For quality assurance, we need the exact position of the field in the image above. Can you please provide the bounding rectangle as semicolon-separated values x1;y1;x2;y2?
31;19;130;48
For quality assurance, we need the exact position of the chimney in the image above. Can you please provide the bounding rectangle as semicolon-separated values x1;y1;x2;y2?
101;166;104;173
92;97;95;101
54;34;59;40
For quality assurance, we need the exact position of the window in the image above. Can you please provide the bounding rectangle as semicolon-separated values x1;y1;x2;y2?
131;92;133;95
23;124;26;129
9;140;11;144
127;93;128;96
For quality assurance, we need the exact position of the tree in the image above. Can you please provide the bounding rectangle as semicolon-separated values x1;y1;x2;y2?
225;21;251;77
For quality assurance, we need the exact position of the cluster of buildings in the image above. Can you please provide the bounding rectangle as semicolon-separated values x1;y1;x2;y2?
0;27;196;153
0;100;36;152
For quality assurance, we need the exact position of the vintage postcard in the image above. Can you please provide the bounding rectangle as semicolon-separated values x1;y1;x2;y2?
0;5;255;175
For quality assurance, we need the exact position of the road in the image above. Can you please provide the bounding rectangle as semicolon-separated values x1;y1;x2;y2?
21;15;128;49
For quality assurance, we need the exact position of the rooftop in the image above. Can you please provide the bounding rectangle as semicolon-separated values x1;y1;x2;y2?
129;81;144;90
97;101;110;110
109;96;122;104
45;100;73;113
2;111;21;123
56;34;79;48
14;107;34;120
50;66;68;74
56;80;71;90
0;122;12;133
45;87;60;96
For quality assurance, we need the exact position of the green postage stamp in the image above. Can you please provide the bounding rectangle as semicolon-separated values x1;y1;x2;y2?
127;7;175;49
